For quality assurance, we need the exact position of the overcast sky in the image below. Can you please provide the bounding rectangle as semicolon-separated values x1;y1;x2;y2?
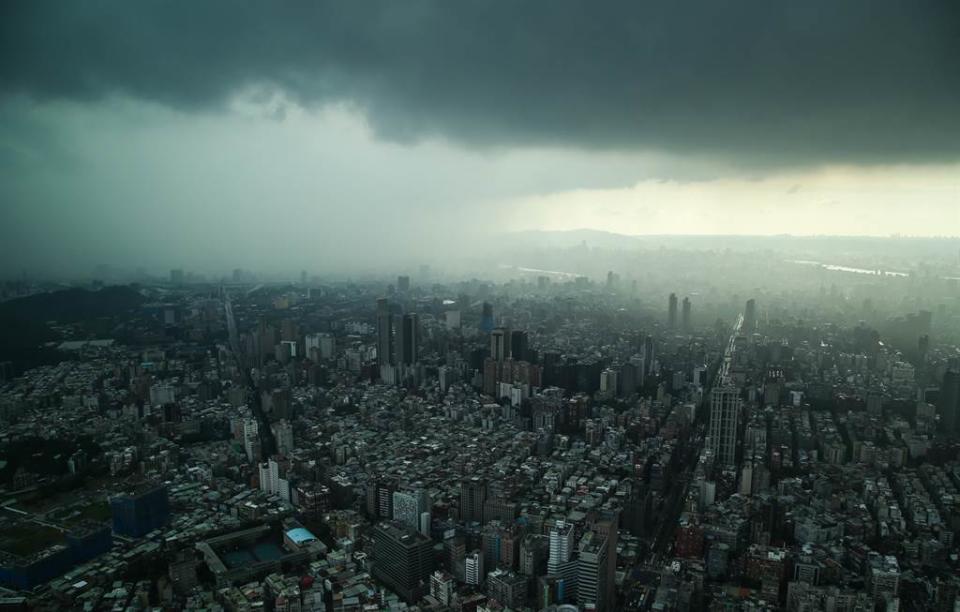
1;1;958;277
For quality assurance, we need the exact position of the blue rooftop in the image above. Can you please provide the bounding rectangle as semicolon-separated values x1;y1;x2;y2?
286;527;317;545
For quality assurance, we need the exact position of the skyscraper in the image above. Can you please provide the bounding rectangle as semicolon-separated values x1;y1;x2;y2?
681;296;691;331
710;386;742;468
547;520;578;602
491;327;508;362
938;369;959;436
480;302;494;334
510;330;529;362
641;335;655;375
396;313;420;366
377;298;394;371
397;275;411;292
744;298;757;335
591;512;619;608
460;477;487;523
668;293;678;328
577;531;609;611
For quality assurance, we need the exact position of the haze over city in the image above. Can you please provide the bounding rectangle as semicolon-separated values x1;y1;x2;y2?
1;3;960;612
2;2;958;278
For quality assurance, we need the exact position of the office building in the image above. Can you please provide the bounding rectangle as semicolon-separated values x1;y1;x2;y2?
668;293;678;328
393;488;429;533
744;298;757;334
110;483;170;538
396;313;419;366
709;386;742;469
548;520;578;602
460;477;487;523
681;296;691;331
521;534;550;577
480;302;494;334
510;330;529;361
376;298;394;372
372;522;434;603
577;531;609;611
491;327;508;362
938;369;959;435
366;478;396;520
487;569;528;609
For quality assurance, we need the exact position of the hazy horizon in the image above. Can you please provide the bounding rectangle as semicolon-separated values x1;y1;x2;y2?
2;2;959;277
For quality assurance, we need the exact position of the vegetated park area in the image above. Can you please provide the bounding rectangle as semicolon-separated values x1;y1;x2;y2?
0;521;64;557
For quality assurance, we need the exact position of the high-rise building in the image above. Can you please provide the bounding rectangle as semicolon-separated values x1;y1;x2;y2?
372;522;434;603
295;484;330;520
460;477;487;523
641;335;655;375
744;298;757;335
938;369;959;435
396;313;420;366
491;327;508;362
393;488;429;533
709;386;742;468
681;297;691;331
444;533;467;581
668;293;678;328
304;332;336;361
258;457;291;502
376;298;394;372
510;330;529;362
619;361;637;397
482;522;504;573
465;550;484;585
599;369;618;395
547;520;578;602
366;478;396;520
487;569;528;609
430;571;455;606
866;553;899;601
591;512;619;608
243;418;260;463
110;483;170;538
577;531;609;611
271;419;294;456
397;275;411;293
520;534;550;577
480;302;495;334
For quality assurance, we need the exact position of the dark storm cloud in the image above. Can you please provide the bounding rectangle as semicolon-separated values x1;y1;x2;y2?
2;1;959;165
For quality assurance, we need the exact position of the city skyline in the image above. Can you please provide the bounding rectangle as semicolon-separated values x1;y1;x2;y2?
1;3;959;610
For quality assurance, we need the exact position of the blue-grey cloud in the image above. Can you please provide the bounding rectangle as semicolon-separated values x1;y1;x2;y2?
2;1;958;166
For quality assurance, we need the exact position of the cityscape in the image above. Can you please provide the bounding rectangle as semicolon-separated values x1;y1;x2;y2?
2;2;960;611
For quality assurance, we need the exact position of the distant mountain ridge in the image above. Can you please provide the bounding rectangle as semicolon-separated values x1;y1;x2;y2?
508;229;960;253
